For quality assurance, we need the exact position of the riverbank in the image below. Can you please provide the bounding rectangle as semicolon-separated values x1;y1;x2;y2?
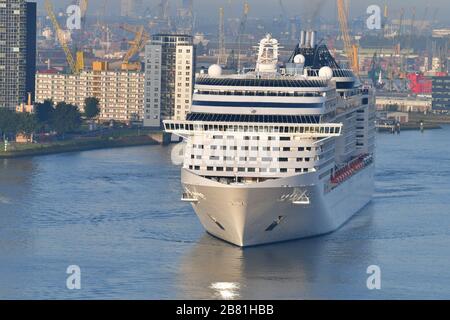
0;134;161;159
377;122;441;133
409;112;450;124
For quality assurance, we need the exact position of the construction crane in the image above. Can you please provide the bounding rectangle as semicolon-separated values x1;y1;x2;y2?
158;0;171;31
386;8;406;91
237;2;250;71
218;7;227;66
45;0;84;74
79;0;88;27
278;0;289;32
337;0;359;75
120;24;150;71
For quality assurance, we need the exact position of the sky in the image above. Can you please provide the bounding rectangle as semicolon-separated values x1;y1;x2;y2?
34;0;450;23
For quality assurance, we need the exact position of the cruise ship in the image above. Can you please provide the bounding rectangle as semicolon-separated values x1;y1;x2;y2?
164;31;375;247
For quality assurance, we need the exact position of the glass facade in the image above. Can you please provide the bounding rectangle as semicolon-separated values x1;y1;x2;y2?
432;76;450;111
0;0;26;109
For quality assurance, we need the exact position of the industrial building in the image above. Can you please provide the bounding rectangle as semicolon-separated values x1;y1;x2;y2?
35;68;145;123
432;76;450;111
376;95;432;113
144;34;194;127
0;0;36;109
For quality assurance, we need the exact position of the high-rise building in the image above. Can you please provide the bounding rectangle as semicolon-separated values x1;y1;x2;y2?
25;1;36;102
0;0;36;109
120;0;143;17
120;0;134;17
177;0;194;34
432;76;450;111
144;34;194;127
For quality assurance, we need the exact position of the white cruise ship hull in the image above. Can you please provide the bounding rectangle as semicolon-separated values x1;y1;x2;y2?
182;165;374;247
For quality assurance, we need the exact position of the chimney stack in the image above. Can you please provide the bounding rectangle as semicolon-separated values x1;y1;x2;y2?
299;30;306;47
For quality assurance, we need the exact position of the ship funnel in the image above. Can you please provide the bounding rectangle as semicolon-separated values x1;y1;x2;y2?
299;30;306;47
310;31;316;48
300;30;317;48
305;31;311;48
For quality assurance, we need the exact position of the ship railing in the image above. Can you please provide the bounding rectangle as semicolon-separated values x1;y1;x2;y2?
329;153;374;187
163;120;343;139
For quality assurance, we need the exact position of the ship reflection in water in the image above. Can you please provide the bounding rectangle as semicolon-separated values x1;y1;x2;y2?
178;208;377;300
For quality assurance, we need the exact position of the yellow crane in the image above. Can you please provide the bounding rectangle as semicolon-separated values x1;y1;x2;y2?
45;0;84;74
120;24;150;71
79;0;88;27
79;0;88;17
337;0;359;75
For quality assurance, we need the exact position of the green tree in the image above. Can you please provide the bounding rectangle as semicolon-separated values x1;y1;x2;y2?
35;99;54;124
51;102;82;136
0;109;19;139
17;113;39;136
84;97;100;120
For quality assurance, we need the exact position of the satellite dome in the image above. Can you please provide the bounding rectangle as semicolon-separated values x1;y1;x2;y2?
318;66;333;80
208;64;222;77
293;54;305;65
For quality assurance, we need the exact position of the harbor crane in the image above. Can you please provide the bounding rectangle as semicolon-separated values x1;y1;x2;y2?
120;24;150;71
237;2;250;71
218;7;227;66
45;0;84;74
337;0;359;75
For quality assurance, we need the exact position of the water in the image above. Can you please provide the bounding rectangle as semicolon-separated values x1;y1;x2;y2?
0;127;450;300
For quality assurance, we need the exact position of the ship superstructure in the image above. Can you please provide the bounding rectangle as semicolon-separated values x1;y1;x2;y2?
164;31;375;247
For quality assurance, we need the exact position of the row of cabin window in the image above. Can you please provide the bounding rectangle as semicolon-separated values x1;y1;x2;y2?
191;155;313;162
167;123;340;134
212;135;292;141
196;90;324;97
192;144;314;152
188;166;310;173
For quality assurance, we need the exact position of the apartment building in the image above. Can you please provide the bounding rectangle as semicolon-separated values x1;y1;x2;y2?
35;70;145;123
144;34;194;127
0;0;36;109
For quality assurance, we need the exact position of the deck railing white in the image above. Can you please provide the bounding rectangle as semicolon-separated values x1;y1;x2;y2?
163;120;342;139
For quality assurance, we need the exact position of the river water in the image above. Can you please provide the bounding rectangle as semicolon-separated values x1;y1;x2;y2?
0;126;449;299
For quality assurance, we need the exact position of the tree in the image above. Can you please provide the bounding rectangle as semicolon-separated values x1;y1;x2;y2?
0;109;19;139
35;99;54;123
51;102;82;136
17;113;39;136
84;97;100;120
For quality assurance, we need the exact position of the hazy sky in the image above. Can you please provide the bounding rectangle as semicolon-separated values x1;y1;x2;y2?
34;0;449;22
